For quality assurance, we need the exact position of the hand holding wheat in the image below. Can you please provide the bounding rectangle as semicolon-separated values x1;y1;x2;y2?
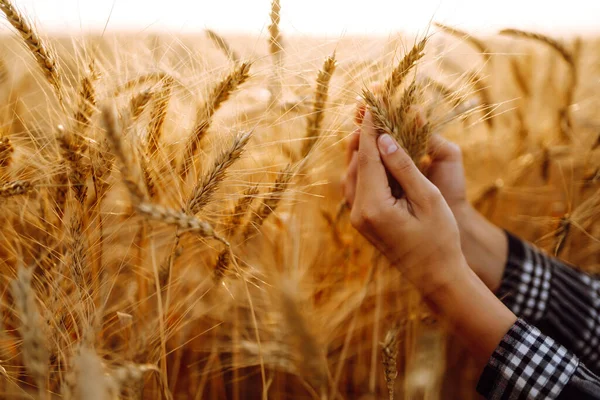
348;110;465;296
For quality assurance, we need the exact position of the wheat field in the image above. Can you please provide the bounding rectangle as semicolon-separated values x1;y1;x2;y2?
0;0;599;399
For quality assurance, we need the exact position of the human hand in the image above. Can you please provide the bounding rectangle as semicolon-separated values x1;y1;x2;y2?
347;110;467;296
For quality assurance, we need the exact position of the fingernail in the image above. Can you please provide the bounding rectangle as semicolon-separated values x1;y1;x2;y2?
379;134;398;155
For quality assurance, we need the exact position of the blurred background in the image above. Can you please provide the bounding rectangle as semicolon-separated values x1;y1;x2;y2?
5;0;600;36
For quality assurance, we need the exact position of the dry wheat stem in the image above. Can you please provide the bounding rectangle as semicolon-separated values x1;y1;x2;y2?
0;0;64;107
187;131;252;214
180;62;251;178
206;29;240;64
302;55;337;158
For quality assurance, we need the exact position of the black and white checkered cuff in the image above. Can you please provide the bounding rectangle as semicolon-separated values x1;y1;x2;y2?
477;319;578;399
497;231;552;321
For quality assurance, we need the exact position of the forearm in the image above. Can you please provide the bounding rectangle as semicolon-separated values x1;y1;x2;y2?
455;203;508;292
421;256;517;369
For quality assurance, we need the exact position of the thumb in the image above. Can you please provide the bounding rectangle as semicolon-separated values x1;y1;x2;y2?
377;133;437;207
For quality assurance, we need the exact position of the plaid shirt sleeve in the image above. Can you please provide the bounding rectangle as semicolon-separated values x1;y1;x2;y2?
497;231;600;374
476;231;600;399
477;319;600;399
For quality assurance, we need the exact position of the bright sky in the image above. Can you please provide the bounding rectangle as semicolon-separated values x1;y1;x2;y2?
5;0;600;36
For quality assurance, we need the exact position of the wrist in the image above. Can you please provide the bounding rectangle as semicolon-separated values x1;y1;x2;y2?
452;203;508;292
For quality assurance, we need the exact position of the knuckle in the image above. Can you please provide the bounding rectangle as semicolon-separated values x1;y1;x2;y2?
394;157;415;175
447;142;462;159
350;206;381;229
422;186;443;207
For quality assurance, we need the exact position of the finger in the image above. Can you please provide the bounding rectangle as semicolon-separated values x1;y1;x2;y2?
355;111;389;202
344;151;358;207
355;82;382;126
377;133;437;206
354;101;366;126
346;128;360;164
428;134;462;163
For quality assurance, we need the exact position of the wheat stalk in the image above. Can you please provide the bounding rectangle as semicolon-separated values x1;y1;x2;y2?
187;131;252;215
206;29;240;64
180;62;251;178
302;55;336;158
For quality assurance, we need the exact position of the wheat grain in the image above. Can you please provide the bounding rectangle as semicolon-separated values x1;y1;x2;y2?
57;125;90;205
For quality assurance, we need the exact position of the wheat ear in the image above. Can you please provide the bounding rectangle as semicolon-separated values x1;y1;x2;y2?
180;62;251;178
147;78;173;155
0;179;33;197
268;0;283;103
11;264;48;395
187;131;252;214
302;55;336;158
381;326;400;400
101;104;145;202
384;37;427;97
224;185;260;236
0;131;14;169
435;22;491;61
499;29;574;67
0;0;64;107
242;165;293;238
206;29;240;64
